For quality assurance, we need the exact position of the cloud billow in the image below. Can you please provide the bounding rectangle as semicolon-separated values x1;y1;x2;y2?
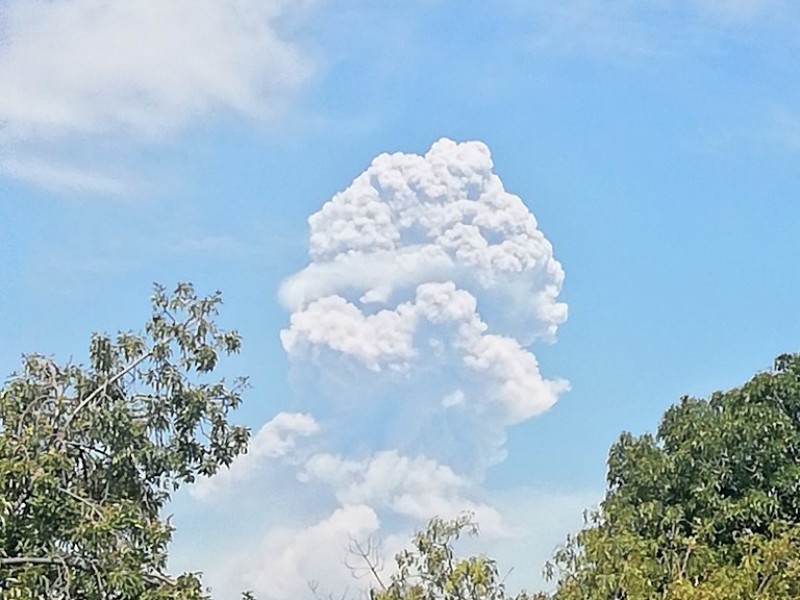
280;138;568;472
192;139;571;599
281;138;566;340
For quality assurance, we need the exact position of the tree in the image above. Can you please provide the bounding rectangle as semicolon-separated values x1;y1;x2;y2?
545;353;800;599
364;514;544;600
0;283;250;598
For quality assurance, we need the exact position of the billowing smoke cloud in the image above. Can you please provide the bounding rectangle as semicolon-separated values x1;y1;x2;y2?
280;138;566;342
279;138;568;473
191;412;320;500
189;139;572;599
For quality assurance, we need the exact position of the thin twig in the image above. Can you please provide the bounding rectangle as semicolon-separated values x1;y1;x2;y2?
63;351;152;429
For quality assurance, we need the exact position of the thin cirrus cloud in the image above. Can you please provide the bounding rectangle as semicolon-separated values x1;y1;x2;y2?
189;139;575;599
519;0;791;62
0;0;313;192
694;0;777;20
0;156;134;195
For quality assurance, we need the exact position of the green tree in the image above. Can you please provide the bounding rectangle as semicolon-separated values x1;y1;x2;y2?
366;514;544;600
546;353;800;600
0;283;250;599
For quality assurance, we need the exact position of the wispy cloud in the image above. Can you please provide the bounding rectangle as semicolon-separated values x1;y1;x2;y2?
523;1;669;61
165;234;251;258
515;0;798;63
693;0;777;22
764;108;800;150
0;156;131;195
22;227;267;297
0;0;314;193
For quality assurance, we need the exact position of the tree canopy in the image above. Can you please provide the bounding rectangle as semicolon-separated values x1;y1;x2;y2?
365;514;542;600
0;283;249;598
546;353;800;599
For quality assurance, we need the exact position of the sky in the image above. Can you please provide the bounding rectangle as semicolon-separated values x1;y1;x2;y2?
3;0;800;597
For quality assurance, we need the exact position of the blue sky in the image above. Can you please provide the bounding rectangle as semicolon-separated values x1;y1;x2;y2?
3;0;800;597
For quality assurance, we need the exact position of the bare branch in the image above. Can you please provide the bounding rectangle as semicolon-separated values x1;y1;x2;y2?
63;350;152;430
346;537;386;591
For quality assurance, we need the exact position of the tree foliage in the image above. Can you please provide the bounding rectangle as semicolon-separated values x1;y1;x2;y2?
367;514;543;600
6;281;800;600
0;283;250;598
546;353;800;599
